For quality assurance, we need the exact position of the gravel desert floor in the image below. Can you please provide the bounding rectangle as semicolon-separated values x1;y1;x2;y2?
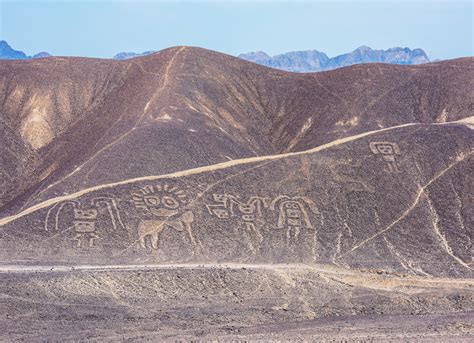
0;264;473;341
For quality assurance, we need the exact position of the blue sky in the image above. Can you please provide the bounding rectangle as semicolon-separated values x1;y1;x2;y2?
0;0;472;60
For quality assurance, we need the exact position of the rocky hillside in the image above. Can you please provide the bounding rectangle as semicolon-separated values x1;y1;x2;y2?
0;48;471;215
0;46;472;340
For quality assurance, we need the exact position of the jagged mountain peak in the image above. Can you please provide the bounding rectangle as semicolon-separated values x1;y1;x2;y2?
240;45;430;72
0;39;28;59
0;40;50;60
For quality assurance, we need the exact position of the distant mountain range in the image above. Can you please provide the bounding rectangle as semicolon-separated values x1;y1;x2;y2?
114;46;430;72
239;46;430;72
113;51;156;60
0;40;51;60
0;40;430;72
0;40;156;61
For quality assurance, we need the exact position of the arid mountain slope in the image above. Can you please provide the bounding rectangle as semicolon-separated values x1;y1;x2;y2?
0;47;473;340
0;120;472;277
1;47;473;215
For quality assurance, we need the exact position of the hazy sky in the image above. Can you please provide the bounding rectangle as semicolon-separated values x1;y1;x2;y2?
0;0;472;60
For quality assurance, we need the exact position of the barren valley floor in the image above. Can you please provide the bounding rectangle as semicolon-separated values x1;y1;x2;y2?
0;264;473;341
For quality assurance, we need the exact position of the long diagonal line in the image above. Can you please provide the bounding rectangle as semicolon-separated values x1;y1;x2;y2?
337;150;473;269
0;119;472;228
25;47;187;205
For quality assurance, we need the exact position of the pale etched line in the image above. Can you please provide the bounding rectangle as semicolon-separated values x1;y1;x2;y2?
17;63;137;212
281;76;346;153
0;120;469;227
334;232;343;263
450;181;468;240
424;188;471;269
85;58;161;150
95;274;133;308
283;117;313;153
358;71;420;120
383;235;430;276
0;263;473;287
383;236;411;273
0;122;415;226
338;150;474;269
338;186;425;254
82;274;131;308
30;47;187;201
312;75;348;105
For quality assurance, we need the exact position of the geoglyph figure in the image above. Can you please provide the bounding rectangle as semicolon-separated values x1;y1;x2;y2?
44;197;124;248
369;141;401;173
207;193;319;248
131;184;196;250
270;195;318;245
206;194;267;229
72;208;100;248
206;194;268;253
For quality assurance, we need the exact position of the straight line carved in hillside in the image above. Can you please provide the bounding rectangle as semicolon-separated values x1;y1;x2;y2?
424;187;472;269
30;47;187;203
337;149;473;270
282;71;419;154
0;122;417;227
0;119;472;228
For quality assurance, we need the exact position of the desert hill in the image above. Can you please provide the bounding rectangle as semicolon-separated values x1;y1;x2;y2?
0;119;472;277
0;118;473;340
1;47;473;215
0;46;473;340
